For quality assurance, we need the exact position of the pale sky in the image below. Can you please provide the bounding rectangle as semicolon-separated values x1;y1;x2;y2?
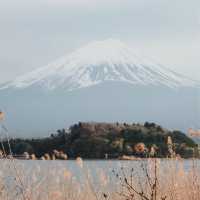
0;0;200;84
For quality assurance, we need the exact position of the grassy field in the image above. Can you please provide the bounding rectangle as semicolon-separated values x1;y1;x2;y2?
0;158;199;200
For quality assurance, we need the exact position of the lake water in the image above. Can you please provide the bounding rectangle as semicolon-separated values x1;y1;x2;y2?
0;159;197;182
0;159;197;175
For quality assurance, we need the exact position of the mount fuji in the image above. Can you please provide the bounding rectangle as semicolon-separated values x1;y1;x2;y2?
1;39;199;91
0;39;200;137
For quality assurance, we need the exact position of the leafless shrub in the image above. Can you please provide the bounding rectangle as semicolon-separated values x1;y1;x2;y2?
0;158;199;200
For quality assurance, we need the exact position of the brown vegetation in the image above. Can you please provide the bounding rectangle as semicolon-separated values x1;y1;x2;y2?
0;158;199;200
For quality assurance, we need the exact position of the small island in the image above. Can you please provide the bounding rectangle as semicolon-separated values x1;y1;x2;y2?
1;122;197;159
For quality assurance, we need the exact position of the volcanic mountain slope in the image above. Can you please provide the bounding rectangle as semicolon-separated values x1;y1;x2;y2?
0;39;199;137
1;39;199;91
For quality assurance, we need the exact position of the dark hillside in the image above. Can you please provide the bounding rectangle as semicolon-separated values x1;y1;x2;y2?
2;122;197;159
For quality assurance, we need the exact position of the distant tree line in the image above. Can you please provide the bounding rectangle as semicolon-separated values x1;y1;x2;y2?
1;122;197;159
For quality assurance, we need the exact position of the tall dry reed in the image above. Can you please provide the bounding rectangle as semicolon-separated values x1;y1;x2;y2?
0;158;199;200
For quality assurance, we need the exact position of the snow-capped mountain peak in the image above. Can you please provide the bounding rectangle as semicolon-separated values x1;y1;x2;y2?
1;39;199;91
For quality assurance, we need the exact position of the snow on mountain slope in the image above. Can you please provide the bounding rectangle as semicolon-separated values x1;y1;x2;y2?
1;39;199;91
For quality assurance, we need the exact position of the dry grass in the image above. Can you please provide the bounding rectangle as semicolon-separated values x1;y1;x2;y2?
0;158;199;200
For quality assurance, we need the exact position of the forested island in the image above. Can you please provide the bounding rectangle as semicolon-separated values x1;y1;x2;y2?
1;122;198;159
